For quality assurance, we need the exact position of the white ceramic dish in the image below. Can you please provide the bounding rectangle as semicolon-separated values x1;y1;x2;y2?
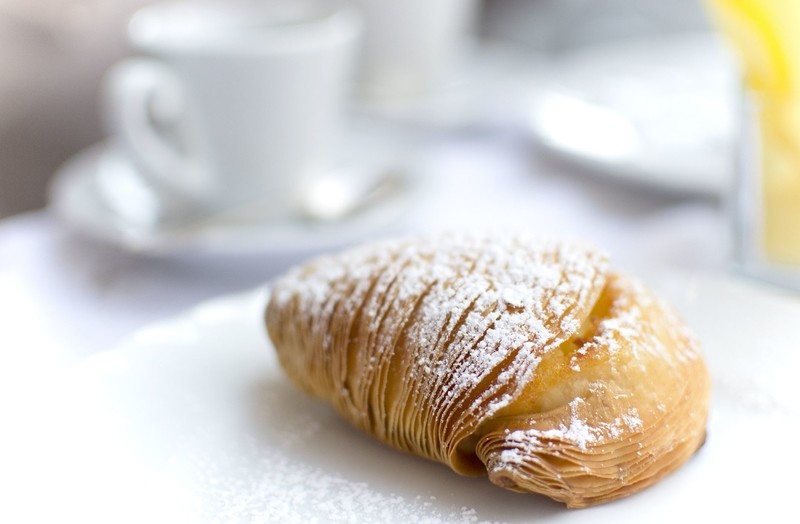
4;271;799;523
527;33;737;197
47;139;418;257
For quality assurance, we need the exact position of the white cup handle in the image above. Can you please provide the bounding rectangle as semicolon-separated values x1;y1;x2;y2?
103;58;195;192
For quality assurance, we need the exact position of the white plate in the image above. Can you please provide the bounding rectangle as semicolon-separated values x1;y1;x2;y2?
4;272;799;523
47;140;419;257
527;33;737;197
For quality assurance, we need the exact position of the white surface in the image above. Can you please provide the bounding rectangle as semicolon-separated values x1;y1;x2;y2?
528;33;736;197
3;271;798;523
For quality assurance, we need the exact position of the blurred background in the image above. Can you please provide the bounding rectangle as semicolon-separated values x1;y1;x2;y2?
0;0;717;218
0;0;145;218
0;0;741;362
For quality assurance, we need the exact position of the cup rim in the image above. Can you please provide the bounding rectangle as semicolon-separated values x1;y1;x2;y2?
127;0;362;56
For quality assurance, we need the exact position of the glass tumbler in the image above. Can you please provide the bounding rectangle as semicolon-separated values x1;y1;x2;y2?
734;88;800;290
705;0;800;290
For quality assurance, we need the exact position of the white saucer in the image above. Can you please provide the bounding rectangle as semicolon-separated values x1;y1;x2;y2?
4;271;798;522
527;33;737;197
48;141;420;257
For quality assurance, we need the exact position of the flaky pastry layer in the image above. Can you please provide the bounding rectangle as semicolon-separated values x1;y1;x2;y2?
266;233;710;508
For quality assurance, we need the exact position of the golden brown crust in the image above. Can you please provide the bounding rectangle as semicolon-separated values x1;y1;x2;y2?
266;233;710;508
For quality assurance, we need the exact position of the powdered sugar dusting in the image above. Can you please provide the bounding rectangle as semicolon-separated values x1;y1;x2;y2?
499;401;643;460
269;232;609;464
178;438;504;524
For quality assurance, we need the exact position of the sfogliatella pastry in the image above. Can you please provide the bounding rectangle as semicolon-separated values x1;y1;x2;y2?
266;233;710;508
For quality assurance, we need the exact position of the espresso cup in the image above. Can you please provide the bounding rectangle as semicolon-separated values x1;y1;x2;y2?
351;0;478;100
103;0;361;220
